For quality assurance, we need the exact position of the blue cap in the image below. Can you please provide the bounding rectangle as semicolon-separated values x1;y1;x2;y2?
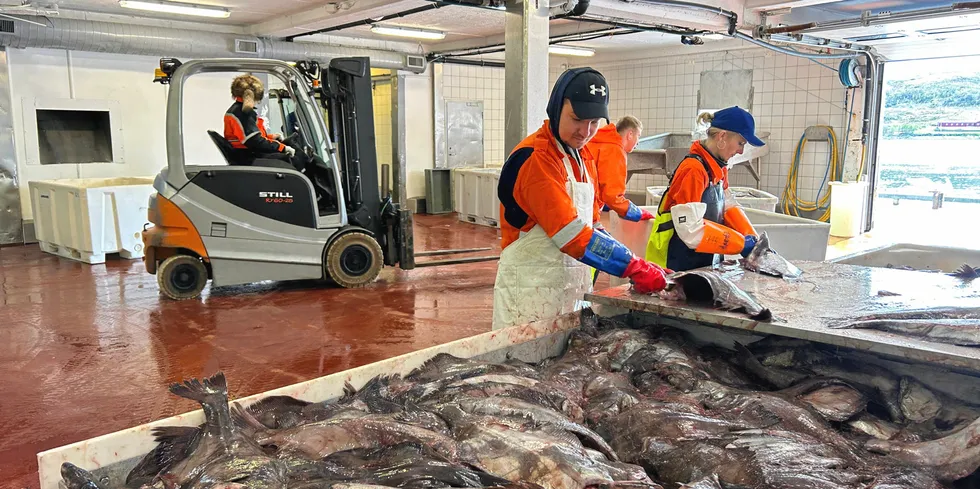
710;106;765;147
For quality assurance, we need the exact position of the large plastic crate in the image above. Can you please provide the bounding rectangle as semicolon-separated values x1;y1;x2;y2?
28;177;155;264
452;167;501;228
646;186;779;213
831;243;980;273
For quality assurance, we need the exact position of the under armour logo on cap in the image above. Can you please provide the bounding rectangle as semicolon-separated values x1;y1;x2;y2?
590;84;606;96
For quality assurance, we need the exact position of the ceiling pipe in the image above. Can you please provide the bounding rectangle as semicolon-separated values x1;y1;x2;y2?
431;57;505;68
623;0;738;34
733;31;861;59
285;3;444;41
782;2;980;34
0;16;425;72
428;27;636;60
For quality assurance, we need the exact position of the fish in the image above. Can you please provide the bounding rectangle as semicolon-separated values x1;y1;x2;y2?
245;395;313;429
733;342;808;389
845;413;905;441
405;353;539;383
866;414;980;481
899;377;942;423
949;264;979;280
151;372;288;489
830;318;980;346
126;425;202;488
582;372;640;423
678;474;723;489
726;429;872;488
777;378;868;422
452;414;661;489
742;231;803;279
61;462;108;489
450;396;620;462
247;411;459;461
638;439;760;488
658;270;772;321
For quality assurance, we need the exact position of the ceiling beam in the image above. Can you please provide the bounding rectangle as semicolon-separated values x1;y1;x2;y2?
248;0;427;38
428;21;612;53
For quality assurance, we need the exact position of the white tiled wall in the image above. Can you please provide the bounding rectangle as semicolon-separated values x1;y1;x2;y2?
572;48;861;204
441;63;505;166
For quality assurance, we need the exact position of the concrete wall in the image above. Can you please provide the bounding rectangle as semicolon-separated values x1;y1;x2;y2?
9;47;233;220
403;71;434;199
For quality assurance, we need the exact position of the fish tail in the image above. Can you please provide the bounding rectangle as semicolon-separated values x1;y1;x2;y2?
168;371;228;405
231;402;269;438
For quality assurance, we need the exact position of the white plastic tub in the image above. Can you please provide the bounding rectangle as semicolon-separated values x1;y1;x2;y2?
28;177;155;264
609;206;830;268
831;243;980;273
452;168;501;228
646;186;778;213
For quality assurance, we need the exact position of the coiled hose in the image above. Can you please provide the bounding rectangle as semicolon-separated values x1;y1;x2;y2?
781;125;842;222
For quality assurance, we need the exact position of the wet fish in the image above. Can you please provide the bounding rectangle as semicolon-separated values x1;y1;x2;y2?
742;232;803;279
658;270;772;321
733;342;808;389
126;425;202;488
452;414;661;489
152;372;288;488
845;413;905;441
245;395;313;429
582;373;640;423
406;353;538;383
899;377;942;423
831;318;980;346
727;429;872;488
61;462;108;489
249;411;459;461
866;414;980;481
678;474;723;489
778;378;868;422
451;396;620;462
949;264;979;280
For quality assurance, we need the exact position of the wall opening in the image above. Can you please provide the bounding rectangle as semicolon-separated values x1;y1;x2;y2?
36;109;113;164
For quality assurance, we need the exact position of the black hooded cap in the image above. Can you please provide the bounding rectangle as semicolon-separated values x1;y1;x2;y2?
547;67;610;148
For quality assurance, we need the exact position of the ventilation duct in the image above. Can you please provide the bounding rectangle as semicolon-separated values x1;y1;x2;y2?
0;17;425;73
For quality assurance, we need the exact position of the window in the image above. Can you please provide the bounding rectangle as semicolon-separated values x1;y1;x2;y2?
35;109;113;165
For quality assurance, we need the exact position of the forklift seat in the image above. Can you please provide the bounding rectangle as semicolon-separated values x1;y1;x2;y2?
207;130;253;166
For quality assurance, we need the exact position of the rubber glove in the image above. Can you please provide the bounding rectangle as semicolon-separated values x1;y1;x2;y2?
284;145;296;157
741;234;757;258
624;257;668;294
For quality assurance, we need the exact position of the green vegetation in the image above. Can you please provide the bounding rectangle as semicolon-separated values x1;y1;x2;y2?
881;74;980;139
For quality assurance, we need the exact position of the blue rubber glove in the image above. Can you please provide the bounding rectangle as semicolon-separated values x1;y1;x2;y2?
579;228;634;277
741;234;757;258
624;202;643;222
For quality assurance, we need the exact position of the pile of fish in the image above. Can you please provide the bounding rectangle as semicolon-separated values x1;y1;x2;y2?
62;315;980;489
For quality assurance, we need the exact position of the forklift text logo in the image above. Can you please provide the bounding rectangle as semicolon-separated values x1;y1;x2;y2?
259;191;294;204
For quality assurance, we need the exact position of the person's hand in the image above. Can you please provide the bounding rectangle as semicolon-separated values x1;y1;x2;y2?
271;133;284;141
283;146;296;157
639;209;656;221
741;234;757;258
624;257;668;294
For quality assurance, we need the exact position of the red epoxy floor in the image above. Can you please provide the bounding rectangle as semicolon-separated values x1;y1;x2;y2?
0;214;503;488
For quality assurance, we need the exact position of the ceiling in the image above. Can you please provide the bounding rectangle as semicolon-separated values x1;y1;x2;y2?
10;0;980;61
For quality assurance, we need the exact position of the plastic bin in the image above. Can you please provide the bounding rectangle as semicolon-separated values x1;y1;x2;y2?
452;167;501;228
830;243;980;273
829;181;868;238
607;206;657;287
646;186;778;212
732;208;831;262
28;177;155;264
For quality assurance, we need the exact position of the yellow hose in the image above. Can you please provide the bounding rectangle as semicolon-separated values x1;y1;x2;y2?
781;125;840;222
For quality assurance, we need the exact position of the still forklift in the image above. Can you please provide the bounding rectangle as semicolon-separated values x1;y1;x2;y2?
142;57;496;300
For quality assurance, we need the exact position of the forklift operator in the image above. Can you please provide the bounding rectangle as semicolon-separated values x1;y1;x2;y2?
223;74;301;170
493;68;669;330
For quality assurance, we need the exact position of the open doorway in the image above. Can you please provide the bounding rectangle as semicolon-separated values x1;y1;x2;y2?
872;56;980;249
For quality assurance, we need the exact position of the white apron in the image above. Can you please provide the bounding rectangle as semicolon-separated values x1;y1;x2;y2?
492;145;595;330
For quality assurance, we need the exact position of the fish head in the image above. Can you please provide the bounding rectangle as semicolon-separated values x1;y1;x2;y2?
60;463;107;489
743;232;803;279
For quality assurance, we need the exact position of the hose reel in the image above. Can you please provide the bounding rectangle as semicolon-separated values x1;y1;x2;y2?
838;58;863;88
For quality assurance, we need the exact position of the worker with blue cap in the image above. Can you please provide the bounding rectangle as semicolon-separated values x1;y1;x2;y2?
493;68;669;330
646;106;765;272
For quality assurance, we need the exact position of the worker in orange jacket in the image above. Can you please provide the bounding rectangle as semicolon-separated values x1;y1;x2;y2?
223;74;298;169
646;106;762;271
587;116;655;222
494;68;669;330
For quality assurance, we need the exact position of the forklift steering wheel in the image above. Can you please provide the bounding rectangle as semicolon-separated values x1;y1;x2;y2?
282;132;300;146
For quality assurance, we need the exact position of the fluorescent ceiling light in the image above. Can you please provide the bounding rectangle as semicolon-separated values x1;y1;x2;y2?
549;45;595;57
703;33;726;40
118;0;230;18
370;24;446;40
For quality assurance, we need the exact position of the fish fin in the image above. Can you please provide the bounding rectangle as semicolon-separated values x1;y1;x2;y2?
341;381;358;401
168;371;228;405
232;401;264;430
243;395;310;423
126;426;201;487
749;308;772;322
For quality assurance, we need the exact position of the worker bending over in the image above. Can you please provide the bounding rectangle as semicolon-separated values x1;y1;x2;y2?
494;68;669;330
646;106;763;272
223;74;299;169
587;116;654;222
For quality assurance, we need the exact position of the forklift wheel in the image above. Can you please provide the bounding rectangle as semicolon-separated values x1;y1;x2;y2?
157;254;208;300
325;232;383;288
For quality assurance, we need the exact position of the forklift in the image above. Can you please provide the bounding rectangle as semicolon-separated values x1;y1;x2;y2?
143;57;495;300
